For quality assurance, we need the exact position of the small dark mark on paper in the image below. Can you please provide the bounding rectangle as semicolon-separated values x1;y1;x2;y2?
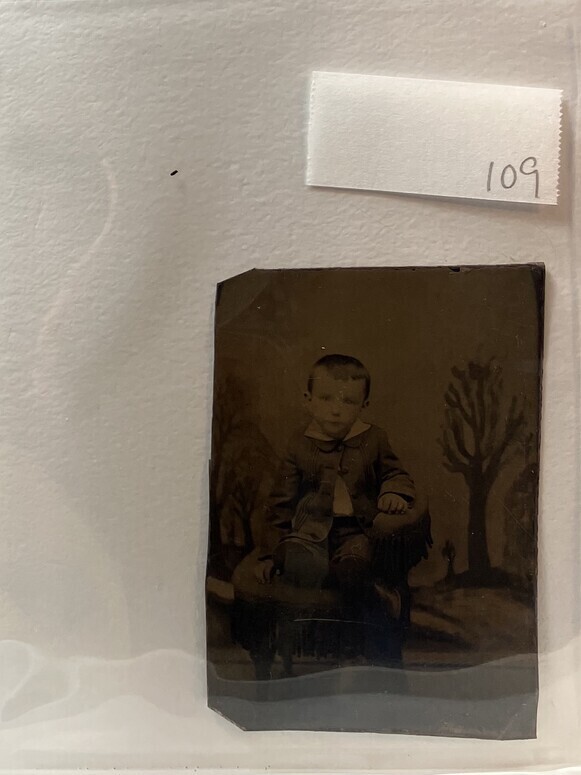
170;170;178;176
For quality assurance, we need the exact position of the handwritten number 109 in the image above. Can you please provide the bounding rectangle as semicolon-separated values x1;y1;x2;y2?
487;157;539;199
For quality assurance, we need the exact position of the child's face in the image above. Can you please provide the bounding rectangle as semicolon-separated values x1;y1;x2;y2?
306;369;368;439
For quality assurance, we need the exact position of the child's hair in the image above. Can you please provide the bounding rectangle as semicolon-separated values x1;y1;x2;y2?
307;354;371;401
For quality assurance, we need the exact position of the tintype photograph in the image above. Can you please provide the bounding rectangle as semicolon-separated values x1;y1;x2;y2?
206;265;543;739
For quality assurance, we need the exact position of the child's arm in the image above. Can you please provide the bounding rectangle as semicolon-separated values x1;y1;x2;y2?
376;429;415;512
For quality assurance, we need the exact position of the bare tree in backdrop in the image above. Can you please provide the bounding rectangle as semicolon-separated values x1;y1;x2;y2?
438;358;526;583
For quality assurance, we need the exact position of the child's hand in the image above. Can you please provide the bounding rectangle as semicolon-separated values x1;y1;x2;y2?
377;493;408;514
254;558;275;584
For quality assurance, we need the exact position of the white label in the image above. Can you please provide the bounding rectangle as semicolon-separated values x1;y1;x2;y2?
307;72;562;205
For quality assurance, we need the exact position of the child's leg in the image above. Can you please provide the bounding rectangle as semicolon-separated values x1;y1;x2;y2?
277;537;329;589
329;522;373;599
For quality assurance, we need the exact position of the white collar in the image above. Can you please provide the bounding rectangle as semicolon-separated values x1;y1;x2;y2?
304;418;371;442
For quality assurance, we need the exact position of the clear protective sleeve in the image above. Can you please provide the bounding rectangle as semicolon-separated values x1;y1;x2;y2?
0;0;579;772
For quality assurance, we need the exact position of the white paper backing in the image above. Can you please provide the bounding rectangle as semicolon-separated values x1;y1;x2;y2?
307;72;562;204
0;0;579;772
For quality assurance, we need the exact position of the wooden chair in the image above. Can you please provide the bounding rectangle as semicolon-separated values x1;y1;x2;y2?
231;500;432;680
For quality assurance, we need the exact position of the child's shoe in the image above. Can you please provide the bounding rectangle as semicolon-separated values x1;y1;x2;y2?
374;582;402;620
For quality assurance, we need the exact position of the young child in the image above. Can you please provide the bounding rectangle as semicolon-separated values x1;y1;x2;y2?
254;354;415;599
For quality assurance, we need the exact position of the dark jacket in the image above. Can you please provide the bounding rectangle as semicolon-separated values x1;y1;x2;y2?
259;420;415;558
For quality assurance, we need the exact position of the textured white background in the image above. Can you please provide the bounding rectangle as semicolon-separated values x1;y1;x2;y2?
0;0;579;772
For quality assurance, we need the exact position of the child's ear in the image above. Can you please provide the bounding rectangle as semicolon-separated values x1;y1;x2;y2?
362;399;370;409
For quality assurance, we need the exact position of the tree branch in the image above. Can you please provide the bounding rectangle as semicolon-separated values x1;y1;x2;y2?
484;396;526;481
438;433;472;478
448;409;472;461
475;368;487;437
481;385;499;458
441;359;527;493
453;366;482;455
445;383;473;426
452;366;474;408
443;459;472;478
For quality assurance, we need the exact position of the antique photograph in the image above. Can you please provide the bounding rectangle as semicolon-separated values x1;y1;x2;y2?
206;265;543;738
